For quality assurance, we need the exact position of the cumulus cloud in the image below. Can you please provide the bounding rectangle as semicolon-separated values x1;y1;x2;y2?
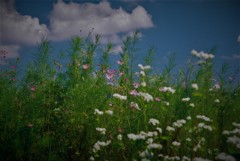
221;54;240;60
49;0;154;41
0;0;49;46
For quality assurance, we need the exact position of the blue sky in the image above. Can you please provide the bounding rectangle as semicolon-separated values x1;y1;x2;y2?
0;0;240;76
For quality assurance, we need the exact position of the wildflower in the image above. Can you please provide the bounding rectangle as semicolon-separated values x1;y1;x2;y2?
130;102;141;110
117;134;122;141
182;97;190;102
215;153;236;161
105;110;113;115
215;99;220;103
156;127;162;133
172;141;181;146
30;85;37;91
93;140;111;153
186;138;191;142
191;83;199;90
173;119;186;128
96;127;106;135
127;133;145;141
159;87;175;94
190;103;195;107
148;118;160;126
163;101;170;106
119;72;124;76
117;60;124;65
94;109;104;115
90;156;95;161
140;71;146;77
186;116;191;120
130;89;138;96
232;122;240;128
27;123;33;128
83;64;89;69
141;82;146;87
113;93;127;100
193;157;211;161
155;97;161;101
138;64;151;70
196;115;211;122
147;143;162;149
106;69;116;80
138;92;153;102
227;135;240;148
133;82;139;88
182;156;191;161
166;126;175;132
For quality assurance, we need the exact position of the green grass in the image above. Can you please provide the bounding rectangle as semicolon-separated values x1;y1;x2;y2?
0;32;240;161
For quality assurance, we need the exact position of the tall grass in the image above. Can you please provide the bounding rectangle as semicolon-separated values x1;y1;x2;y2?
0;32;240;161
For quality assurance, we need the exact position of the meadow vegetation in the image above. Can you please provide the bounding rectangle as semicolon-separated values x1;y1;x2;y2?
0;32;240;161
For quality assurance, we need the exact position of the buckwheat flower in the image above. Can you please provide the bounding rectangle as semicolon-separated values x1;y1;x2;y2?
191;49;199;56
133;82;139;88
119;72;124;76
139;149;154;158
141;82;146;87
146;138;153;144
156;127;162;133
149;118;160;126
166;126;175;132
193;157;211;161
140;71;146;77
163;101;170;106
138;64;151;70
172;141;181;146
232;122;240;128
182;97;190;102
198;123;205;128
127;133;145;140
93;140;111;153
117;134;122;141
138;92;153;102
96;127;106;135
173;119;186;128
90;156;95;161
216;153;236;161
159;87;176;94
223;130;230;135
83;64;89;69
175;156;181;160
196;115;211;122
186;116;191;120
130;89;138;96
227;135;240;148
105;110;113;115
186;138;191;142
130;102;141;110
215;99;220;103
147;143;162;149
190;103;195;107
94;109;104;115
145;131;158;137
191;83;199;90
182;156;191;161
113;93;127;100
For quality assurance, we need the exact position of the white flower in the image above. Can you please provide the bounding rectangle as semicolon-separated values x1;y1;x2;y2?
173;119;186;128
148;118;160;126
182;97;190;102
96;127;106;135
186;138;191;142
215;99;220;103
156;127;162;133
190;103;195;107
141;82;147;87
127;133;145;141
113;93;127;100
90;156;95;161
196;115;211;122
105;110;113;115
186;116;191;120
94;109;104;115
193;157;211;161
138;92;153;102
232;122;240;128
163;101;170;106
93;140;111;153
140;71;146;77
227;135;240;148
159;87;175;94
146;138;153;144
117;134;122;141
215;153;236;161
172;141;181;146
138;64;151;70
182;156;191;161
130;102;141;110
191;83;199;90
166;126;175;132
147;143;162;149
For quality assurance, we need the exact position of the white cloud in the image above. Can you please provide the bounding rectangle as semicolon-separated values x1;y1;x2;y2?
0;0;49;46
111;44;123;54
49;0;154;41
238;35;240;43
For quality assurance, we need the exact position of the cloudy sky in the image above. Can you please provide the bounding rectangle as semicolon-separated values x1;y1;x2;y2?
0;0;240;74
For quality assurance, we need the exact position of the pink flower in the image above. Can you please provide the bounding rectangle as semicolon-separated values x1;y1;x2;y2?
30;86;37;91
119;72;124;76
117;60;124;65
155;97;161;102
130;89;138;96
83;64;89;70
27;123;33;128
133;82;139;88
106;69;116;80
